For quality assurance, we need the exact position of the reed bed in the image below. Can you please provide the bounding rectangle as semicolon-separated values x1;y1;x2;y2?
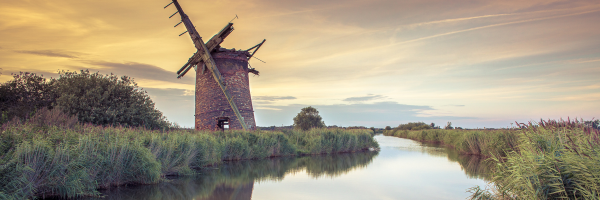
487;119;600;200
0;115;378;199
385;119;600;199
383;128;518;158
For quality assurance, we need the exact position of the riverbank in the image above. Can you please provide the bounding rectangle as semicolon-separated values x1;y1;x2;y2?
81;135;487;200
85;151;379;200
385;120;600;200
383;128;518;158
0;120;378;199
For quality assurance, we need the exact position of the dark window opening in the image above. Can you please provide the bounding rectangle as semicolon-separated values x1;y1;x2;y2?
217;117;230;131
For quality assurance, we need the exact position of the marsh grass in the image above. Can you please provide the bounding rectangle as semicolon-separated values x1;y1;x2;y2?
386;119;600;200
0;111;378;199
383;128;518;158
489;119;600;200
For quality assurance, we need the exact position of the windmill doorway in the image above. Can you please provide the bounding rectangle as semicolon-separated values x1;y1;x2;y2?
217;117;230;131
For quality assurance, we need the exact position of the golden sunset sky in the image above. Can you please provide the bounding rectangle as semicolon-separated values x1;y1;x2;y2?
1;0;599;128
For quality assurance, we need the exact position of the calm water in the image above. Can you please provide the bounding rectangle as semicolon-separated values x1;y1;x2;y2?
89;135;492;200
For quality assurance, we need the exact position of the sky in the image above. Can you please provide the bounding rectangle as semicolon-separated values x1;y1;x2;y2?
0;0;599;128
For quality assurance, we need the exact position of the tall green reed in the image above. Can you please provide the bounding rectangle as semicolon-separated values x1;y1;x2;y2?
384;128;517;158
490;119;600;199
0;112;378;199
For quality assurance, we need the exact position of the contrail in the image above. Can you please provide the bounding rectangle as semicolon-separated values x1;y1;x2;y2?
575;59;600;64
495;57;600;71
410;13;514;27
404;5;600;28
312;6;600;65
394;8;600;46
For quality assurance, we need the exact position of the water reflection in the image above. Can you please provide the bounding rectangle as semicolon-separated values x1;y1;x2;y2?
86;136;493;200
412;142;495;181
88;152;378;200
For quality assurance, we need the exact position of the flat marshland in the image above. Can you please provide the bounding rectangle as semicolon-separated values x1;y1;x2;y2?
385;120;600;199
0;110;378;199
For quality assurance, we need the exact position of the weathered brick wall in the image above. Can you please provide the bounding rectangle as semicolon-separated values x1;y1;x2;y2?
195;50;257;130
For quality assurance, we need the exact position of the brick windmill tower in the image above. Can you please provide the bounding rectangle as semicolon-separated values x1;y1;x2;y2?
164;0;266;130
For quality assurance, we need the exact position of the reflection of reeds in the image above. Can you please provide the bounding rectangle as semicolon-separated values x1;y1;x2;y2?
82;151;378;200
383;129;518;158
405;141;495;181
0;113;379;199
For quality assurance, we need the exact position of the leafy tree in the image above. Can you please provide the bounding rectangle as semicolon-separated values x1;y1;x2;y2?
293;106;325;131
0;70;171;129
51;70;170;129
444;122;453;130
385;126;392;130
0;72;56;123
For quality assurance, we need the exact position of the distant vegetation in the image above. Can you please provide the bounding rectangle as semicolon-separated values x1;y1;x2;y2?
385;127;517;158
0;71;171;129
293;106;325;131
385;119;600;200
391;122;434;131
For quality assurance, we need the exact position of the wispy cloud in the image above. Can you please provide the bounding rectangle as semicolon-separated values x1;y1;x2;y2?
407;13;514;28
15;49;84;58
82;60;193;83
343;94;386;102
183;89;194;96
253;96;297;101
255;107;282;111
573;59;600;64
394;7;600;46
253;96;297;105
404;5;599;29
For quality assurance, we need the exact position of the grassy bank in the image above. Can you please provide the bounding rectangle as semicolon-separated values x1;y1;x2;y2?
0;117;378;199
383;128;518;158
385;120;600;199
484;120;600;200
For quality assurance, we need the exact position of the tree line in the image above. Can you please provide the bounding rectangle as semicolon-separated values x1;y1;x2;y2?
0;70;171;129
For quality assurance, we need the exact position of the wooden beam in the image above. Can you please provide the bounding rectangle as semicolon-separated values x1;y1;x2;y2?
176;23;233;78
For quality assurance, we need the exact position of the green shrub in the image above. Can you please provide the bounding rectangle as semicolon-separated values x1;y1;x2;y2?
293;106;325;131
0;70;172;130
392;122;431;131
0;72;56;124
52;70;170;130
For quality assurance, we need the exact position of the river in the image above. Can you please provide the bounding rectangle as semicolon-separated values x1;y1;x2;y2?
86;134;491;200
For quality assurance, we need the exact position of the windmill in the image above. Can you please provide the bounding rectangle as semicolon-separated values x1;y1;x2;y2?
164;0;266;130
